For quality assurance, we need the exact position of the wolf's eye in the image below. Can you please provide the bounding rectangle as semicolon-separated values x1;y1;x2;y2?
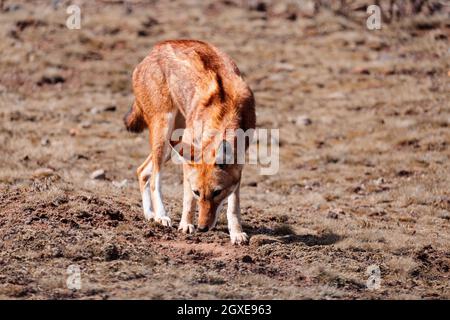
193;190;200;197
212;189;222;198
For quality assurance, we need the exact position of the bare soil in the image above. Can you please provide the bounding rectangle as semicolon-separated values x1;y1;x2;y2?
0;0;449;299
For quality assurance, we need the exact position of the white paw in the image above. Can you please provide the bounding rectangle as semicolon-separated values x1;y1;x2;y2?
178;221;195;234
230;232;249;245
155;216;172;227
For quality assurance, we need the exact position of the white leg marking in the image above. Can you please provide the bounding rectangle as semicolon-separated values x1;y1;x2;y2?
153;172;172;227
179;179;196;234
151;112;177;228
142;181;154;220
141;161;154;220
227;184;248;245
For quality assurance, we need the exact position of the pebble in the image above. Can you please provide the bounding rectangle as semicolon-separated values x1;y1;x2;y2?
103;105;116;112
104;244;120;261
351;67;371;75
40;138;50;146
80;121;91;129
438;211;450;221
69;128;79;136
327;208;345;219
249;235;280;246
327;92;346;100
91;105;117;114
112;179;128;188
295;115;312;126
90;169;106;180
32;168;55;178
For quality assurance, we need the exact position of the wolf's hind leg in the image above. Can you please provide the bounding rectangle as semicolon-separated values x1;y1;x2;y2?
137;153;154;220
148;111;177;227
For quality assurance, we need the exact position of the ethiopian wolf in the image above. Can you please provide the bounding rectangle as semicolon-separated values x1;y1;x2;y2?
124;40;255;245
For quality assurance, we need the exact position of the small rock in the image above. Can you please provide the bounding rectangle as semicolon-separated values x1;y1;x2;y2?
327;92;346;100
137;30;149;37
351;67;371;75
90;169;106;180
142;16;159;28
91;105;116;113
103;105;117;112
249;235;280;246
242;255;254;263
112;179;128;188
37;75;65;86
105;209;124;221
268;73;285;82
273;63;295;72
32;168;54;178
144;230;155;238
327;208;344;219
249;1;267;12
353;185;365;194
104;244;120;261
327;211;338;219
369;209;386;217
69;128;79;136
397;170;413;177
295;115;312;126
40;137;50;146
80;121;91;129
51;247;64;258
438;211;450;220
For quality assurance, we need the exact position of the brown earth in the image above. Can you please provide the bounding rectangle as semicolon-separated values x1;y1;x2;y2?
0;0;449;299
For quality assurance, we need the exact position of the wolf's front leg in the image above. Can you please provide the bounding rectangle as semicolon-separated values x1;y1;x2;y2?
179;169;196;234
150;170;171;227
227;184;248;245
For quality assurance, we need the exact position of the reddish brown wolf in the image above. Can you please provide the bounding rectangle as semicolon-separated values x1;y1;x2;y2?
124;40;255;244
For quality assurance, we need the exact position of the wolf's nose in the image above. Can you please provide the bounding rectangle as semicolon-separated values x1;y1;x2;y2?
197;225;209;232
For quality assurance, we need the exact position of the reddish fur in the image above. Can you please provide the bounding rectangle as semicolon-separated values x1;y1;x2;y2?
124;101;146;133
127;39;255;232
131;39;255;136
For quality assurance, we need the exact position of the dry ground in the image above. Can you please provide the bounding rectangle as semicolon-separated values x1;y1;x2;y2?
0;0;449;299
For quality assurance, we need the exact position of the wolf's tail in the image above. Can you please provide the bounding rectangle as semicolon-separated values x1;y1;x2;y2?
123;101;146;133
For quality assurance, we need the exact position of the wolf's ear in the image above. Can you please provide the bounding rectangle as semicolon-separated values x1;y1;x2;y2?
215;140;234;166
169;142;196;164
